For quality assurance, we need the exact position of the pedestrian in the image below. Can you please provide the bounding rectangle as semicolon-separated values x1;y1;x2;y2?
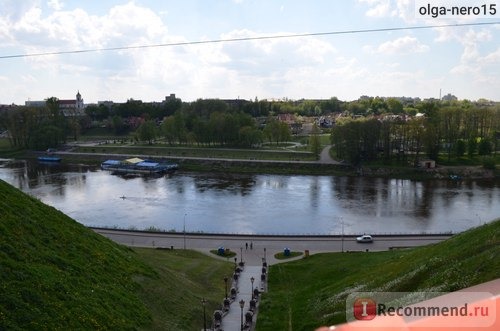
246;242;248;250
250;242;253;250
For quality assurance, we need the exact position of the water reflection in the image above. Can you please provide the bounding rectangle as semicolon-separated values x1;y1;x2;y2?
192;173;256;196
0;160;498;235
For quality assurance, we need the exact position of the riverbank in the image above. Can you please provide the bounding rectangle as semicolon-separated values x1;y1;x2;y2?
29;149;498;180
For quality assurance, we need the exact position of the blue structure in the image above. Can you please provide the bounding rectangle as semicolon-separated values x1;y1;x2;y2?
101;158;178;175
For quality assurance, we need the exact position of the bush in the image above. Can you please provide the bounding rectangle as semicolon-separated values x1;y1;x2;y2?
482;157;496;170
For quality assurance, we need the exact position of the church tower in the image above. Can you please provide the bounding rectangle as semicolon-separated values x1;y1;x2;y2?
75;90;84;111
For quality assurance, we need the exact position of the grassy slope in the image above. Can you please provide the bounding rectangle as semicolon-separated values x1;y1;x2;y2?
0;180;233;330
133;248;233;330
257;219;500;331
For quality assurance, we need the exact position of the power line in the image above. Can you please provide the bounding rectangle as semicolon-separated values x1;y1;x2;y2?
1;21;499;59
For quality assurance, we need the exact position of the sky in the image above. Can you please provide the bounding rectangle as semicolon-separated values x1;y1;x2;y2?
0;0;499;105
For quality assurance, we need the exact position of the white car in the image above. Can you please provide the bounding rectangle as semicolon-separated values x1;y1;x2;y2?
356;235;373;243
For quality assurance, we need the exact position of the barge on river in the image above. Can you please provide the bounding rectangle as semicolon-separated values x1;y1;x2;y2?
101;157;178;175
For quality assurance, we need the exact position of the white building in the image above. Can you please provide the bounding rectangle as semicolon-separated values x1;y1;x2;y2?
25;91;85;116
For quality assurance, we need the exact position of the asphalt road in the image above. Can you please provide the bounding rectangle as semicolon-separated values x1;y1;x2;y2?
91;228;452;266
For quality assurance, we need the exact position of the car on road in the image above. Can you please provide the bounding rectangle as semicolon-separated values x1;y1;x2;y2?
356;234;373;243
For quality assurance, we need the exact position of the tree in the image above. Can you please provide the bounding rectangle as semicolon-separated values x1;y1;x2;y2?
137;120;157;145
310;123;321;159
408;117;426;165
111;115;127;134
478;138;492;156
455;139;466;157
386;98;403;114
160;116;177;145
468;138;478;157
263;118;280;144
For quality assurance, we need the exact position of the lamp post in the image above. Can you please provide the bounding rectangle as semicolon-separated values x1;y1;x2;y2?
183;213;187;250
224;276;228;299
239;299;245;331
341;217;344;253
250;276;255;300
264;247;266;261
201;298;207;331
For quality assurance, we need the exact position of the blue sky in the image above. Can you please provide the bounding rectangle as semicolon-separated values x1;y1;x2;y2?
0;0;499;104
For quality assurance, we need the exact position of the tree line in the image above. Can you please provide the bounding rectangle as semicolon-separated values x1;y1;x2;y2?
1;96;498;161
331;102;499;166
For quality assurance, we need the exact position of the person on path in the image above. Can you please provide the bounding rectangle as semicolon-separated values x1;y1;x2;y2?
250;242;253;250
246;242;248;250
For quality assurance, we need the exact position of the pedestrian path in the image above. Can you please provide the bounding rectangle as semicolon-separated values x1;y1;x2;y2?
220;265;263;330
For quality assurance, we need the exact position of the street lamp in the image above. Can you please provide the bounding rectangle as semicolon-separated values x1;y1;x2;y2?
250;276;255;299
239;299;245;331
183;213;187;250
264;247;266;261
201;298;207;331
224;276;228;299
341;216;344;253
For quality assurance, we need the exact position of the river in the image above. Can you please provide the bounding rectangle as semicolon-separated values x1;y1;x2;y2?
0;159;498;235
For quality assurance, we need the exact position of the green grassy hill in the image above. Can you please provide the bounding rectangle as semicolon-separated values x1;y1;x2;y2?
0;180;232;330
257;219;500;331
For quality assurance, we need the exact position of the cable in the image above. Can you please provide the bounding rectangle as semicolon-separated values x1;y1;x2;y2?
1;21;499;59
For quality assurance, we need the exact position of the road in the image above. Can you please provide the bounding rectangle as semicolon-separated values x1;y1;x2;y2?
91;228;452;266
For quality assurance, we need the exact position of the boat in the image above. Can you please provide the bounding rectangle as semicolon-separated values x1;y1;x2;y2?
101;157;178;175
38;156;62;162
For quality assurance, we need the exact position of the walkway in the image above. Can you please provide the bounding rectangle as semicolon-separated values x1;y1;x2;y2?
319;145;340;164
219;265;262;331
92;229;452;330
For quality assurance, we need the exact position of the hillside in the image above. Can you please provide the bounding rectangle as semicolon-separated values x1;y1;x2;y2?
257;219;500;330
0;180;155;329
0;180;232;330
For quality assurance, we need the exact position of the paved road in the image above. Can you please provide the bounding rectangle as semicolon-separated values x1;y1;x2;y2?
91;228;452;266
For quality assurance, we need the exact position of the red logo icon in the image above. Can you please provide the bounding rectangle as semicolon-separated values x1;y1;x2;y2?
353;297;377;320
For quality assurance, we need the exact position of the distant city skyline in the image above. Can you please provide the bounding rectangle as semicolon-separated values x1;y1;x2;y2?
1;1;499;104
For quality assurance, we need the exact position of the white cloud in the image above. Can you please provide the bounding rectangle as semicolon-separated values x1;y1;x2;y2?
482;47;500;64
358;0;393;17
47;0;64;11
358;0;414;19
366;36;429;55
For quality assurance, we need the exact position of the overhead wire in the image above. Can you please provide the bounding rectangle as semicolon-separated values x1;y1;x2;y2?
1;21;499;59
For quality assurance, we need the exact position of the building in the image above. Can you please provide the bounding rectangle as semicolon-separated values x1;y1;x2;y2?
59;91;85;116
24;91;85;117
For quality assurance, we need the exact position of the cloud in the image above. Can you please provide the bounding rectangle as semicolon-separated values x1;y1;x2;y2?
358;0;393;17
365;36;429;55
482;47;500;64
47;0;64;11
357;0;414;20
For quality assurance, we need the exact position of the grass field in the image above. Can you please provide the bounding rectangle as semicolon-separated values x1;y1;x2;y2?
256;219;500;330
0;179;233;331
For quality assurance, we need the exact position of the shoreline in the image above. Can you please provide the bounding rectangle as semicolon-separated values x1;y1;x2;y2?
33;150;498;180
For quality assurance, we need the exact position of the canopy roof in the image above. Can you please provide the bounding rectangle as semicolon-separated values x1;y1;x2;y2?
124;157;144;164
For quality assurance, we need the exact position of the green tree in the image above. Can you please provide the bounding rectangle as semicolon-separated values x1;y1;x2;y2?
310;123;321;159
408;117;426;165
160;116;177;145
111;115;127;134
478;138;492;156
137;120;157;145
455;139;466;158
468;138;478;157
387;98;403;114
